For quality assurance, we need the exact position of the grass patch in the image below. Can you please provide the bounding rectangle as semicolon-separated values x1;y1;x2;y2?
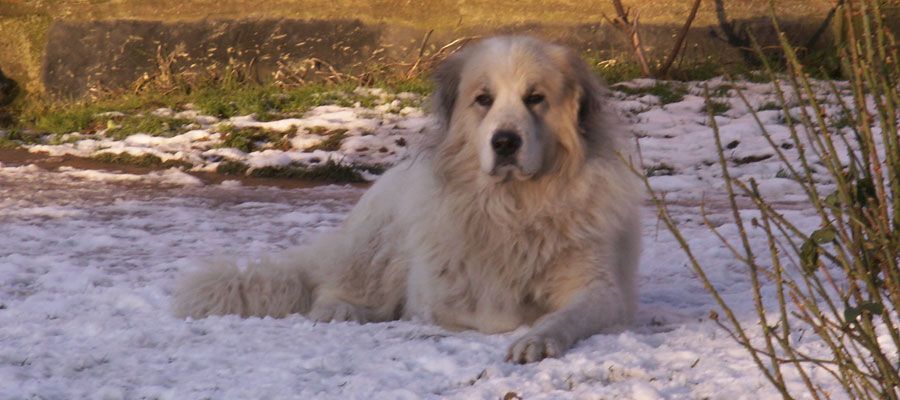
0;137;20;149
774;168;795;180
705;99;731;115
591;57;725;84
249;160;364;182
47;132;82;145
647;84;687;104
378;78;433;96
307;129;348;152
15;89;188;135
741;70;771;83
216;160;249;175
11;78;410;136
732;153;772;165
105;114;191;140
830;111;854;130
193;85;279;119
217;125;291;153
193;82;384;119
645;163;676;177
91;152;192;169
710;84;734;97
758;101;781;111
666;60;724;82
306;126;331;135
614;82;687;105
590;59;644;84
0;128;44;146
31;105;102;134
356;163;387;175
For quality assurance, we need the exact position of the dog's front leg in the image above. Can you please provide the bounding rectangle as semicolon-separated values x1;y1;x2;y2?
506;281;629;363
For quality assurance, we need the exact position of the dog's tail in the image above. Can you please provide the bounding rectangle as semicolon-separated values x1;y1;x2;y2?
171;252;314;319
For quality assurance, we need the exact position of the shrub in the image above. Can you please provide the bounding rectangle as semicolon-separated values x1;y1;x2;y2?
639;1;899;398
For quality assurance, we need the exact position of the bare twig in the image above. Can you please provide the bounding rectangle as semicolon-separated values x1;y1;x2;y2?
405;29;434;79
804;0;845;51
710;0;759;65
657;0;702;77
605;0;651;77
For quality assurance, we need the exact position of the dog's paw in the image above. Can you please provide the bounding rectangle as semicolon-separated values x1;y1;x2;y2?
506;331;566;364
308;298;370;323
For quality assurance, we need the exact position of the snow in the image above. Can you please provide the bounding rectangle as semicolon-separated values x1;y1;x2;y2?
1;77;889;399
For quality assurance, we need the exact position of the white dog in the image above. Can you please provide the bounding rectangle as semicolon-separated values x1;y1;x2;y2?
173;36;641;363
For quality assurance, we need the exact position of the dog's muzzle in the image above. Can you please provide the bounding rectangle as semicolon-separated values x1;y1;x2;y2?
489;129;532;181
491;130;522;165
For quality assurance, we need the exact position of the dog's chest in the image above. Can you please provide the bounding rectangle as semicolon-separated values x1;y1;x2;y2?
406;213;576;332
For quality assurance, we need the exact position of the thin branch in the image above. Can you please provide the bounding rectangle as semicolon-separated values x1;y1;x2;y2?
804;0;845;51
605;0;651;77
657;0;702;77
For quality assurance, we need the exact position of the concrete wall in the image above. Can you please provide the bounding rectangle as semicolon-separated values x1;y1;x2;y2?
42;19;382;98
0;0;873;99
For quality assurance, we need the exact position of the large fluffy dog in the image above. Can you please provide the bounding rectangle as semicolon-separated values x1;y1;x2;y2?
173;36;641;363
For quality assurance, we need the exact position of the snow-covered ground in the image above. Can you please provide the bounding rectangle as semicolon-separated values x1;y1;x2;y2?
0;78;877;399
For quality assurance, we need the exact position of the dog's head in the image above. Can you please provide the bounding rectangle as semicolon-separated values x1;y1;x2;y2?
431;36;609;183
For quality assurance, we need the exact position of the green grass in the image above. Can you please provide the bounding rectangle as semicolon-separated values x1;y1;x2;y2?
710;84;734;97
589;57;726;84
0;137;20;149
590;59;645;84
666;60;724;82
31;105;102;134
830;111;854;130
705;99;731;115
0;128;43;147
191;82;398;119
217;158;366;182
91;152;192;169
614;82;687;105
378;77;432;96
105;114;191;140
645;163;676;177
307;129;348;152
217;125;292;153
741;70;772;83
47;132;82;145
648;84;687;104
11;76;426;136
758;101;782;111
775;168;795;180
249;160;364;182
216;160;250;175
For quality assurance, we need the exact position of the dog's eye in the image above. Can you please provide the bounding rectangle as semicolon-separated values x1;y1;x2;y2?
474;94;493;107
524;93;545;106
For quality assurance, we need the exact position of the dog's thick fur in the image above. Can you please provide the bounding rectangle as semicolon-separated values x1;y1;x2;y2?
173;36;641;363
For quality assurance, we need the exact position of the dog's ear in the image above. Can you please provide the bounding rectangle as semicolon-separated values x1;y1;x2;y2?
431;49;467;129
564;50;608;140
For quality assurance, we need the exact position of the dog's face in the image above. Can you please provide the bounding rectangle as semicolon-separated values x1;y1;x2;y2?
432;36;606;183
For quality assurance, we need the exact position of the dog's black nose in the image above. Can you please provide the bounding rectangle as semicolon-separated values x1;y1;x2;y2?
491;130;522;157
